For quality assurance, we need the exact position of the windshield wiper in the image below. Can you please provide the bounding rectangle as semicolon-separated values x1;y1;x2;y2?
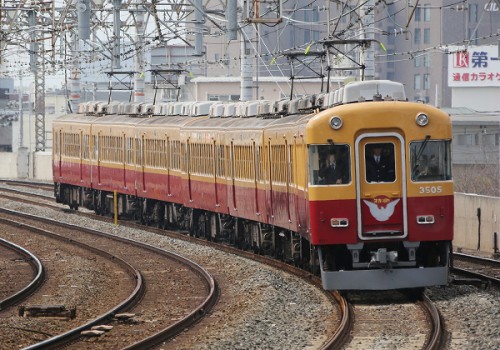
413;135;431;172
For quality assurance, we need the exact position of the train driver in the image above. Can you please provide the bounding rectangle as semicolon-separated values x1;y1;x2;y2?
319;152;346;185
365;144;395;183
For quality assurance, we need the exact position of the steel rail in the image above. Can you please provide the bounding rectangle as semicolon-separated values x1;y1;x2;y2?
0;237;45;310
322;290;353;349
0;207;219;350
0;188;53;201
0;212;145;350
1;189;348;348
140;228;352;350
0;179;53;190
452;267;500;287
420;294;447;350
454;252;500;265
452;252;500;287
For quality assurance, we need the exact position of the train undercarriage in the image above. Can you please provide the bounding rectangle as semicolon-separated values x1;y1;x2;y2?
55;183;314;268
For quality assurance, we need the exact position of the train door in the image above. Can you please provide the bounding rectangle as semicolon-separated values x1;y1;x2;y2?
252;141;259;214
355;133;407;240
266;140;274;220
166;136;171;197
79;131;83;182
213;140;220;207
97;132;101;184
186;139;192;201
215;142;226;210
122;134;127;188
58;130;62;178
285;140;291;222
229;141;236;210
141;135;146;192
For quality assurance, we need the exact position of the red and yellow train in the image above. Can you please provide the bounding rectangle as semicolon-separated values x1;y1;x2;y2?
53;80;454;290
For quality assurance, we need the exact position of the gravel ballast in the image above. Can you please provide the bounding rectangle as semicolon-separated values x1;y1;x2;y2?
0;196;338;350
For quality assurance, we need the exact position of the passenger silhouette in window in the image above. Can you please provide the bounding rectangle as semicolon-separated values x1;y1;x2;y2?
365;144;395;182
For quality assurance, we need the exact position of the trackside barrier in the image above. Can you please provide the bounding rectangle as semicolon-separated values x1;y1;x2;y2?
454;193;500;255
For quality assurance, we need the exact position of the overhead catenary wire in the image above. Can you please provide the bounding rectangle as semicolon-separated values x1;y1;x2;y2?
1;0;499;85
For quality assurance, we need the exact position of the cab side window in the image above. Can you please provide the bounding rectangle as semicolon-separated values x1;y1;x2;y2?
309;144;350;185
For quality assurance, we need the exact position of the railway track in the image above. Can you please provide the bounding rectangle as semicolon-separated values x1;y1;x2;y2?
452;252;500;287
0;212;139;349
0;208;217;349
0;179;452;350
0;179;53;192
0;180;459;349
342;290;446;350
0;237;44;310
0;181;349;349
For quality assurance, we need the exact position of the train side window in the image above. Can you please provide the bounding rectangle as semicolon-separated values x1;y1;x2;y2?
365;143;396;183
410;140;452;182
308;144;350;185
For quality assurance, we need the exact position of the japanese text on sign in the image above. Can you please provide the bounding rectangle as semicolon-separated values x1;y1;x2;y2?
448;46;500;87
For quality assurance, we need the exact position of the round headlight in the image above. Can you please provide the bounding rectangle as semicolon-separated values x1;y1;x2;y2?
416;113;429;126
329;116;343;130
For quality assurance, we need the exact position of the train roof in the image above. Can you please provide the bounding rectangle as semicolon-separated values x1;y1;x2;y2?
53;113;100;124
90;114;147;125
71;80;408;122
137;115;207;127
184;112;312;130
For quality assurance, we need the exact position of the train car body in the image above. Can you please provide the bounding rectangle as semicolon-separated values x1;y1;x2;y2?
53;80;453;290
53;114;98;207
306;99;453;289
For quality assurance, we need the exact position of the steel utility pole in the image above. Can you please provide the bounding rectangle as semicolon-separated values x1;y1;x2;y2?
113;0;122;70
360;0;375;80
28;8;45;151
132;0;145;102
69;33;81;113
70;0;91;112
240;0;254;101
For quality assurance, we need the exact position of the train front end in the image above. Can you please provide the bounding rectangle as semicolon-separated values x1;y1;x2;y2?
307;81;454;290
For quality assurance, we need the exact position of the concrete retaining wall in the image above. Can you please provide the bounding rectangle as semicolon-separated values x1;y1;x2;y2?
0;151;52;181
454;193;500;255
0;152;18;178
33;152;52;180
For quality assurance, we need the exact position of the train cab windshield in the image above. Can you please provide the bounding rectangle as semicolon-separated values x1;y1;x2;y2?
410;140;452;181
309;144;351;185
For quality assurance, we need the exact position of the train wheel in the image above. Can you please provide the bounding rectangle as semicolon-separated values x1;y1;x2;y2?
209;213;219;242
153;203;165;229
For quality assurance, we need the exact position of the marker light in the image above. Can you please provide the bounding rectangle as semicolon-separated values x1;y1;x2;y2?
331;218;349;227
417;215;435;224
416;113;429;126
329;116;343;130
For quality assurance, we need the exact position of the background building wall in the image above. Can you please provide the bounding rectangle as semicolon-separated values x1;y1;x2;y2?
375;0;500;108
452;88;500;111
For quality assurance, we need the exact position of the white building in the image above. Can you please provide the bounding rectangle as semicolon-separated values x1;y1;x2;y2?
448;45;500;112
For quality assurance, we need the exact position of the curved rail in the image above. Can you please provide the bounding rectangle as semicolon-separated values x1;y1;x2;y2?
452;252;500;287
0;238;45;310
123;253;218;350
0;214;145;350
0;208;219;350
1;190;347;348
420;295;446;350
322;290;353;349
159;233;352;349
